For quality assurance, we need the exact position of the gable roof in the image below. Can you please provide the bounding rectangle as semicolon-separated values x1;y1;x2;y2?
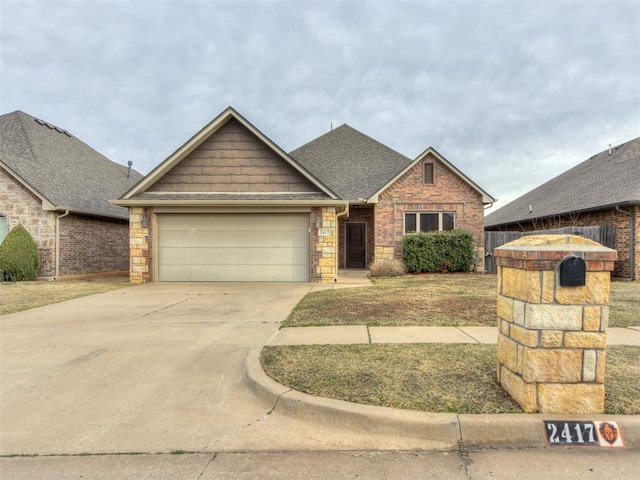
117;107;339;204
290;124;414;202
485;136;640;227
0;111;141;219
290;124;496;204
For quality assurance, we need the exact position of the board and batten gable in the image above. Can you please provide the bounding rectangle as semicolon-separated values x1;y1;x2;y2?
147;119;320;194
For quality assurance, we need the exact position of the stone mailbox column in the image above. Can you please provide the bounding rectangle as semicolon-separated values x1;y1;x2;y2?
494;235;617;413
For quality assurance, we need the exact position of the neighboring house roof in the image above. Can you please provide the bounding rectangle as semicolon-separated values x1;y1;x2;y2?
0;111;142;219
485;136;640;227
290;124;496;204
117;106;341;205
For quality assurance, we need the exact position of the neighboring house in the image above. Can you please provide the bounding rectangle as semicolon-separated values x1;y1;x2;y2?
113;107;495;283
485;136;640;281
0;111;143;278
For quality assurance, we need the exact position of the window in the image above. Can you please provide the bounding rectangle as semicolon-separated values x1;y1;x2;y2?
423;163;434;184
404;212;455;234
0;216;7;244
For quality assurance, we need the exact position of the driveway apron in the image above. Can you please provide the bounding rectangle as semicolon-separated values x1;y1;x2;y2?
0;283;313;455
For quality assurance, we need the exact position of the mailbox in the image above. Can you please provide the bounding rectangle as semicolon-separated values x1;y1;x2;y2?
559;255;586;287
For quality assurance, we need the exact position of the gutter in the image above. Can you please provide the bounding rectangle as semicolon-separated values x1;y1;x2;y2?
54;210;70;279
335;204;350;281
615;205;635;281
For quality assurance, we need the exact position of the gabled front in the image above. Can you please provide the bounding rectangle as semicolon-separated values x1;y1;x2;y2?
114;107;346;284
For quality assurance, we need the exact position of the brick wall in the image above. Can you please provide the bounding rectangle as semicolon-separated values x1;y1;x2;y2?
58;214;129;276
373;153;486;270
493;207;639;281
1;168;56;276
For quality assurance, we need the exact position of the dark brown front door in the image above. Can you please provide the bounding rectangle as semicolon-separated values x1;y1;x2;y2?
346;223;366;268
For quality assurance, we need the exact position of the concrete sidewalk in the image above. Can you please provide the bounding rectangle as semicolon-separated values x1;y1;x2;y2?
269;325;640;346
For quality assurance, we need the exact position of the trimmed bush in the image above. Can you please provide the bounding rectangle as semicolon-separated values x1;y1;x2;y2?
403;230;476;274
369;259;406;277
0;224;40;281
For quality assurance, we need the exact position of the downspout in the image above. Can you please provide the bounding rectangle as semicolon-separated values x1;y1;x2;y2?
615;206;635;282
55;210;70;280
335;204;350;282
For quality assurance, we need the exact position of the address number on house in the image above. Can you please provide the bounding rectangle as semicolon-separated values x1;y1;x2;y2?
318;228;332;237
544;421;624;447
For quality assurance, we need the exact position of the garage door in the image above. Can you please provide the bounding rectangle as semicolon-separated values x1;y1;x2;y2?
158;214;310;282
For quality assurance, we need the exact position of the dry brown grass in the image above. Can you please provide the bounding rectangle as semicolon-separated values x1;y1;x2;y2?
285;273;497;327
0;277;130;315
261;344;640;415
285;274;638;328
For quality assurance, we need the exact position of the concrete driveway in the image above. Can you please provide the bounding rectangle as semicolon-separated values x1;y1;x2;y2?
0;282;318;455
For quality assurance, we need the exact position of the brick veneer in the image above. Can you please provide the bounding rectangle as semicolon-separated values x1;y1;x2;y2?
488;206;639;281
1;168;130;278
58;214;129;276
373;153;487;271
495;235;617;413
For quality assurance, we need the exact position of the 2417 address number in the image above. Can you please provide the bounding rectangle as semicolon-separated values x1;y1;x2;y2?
544;421;624;447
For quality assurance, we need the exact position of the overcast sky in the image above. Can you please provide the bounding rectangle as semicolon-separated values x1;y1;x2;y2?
1;0;638;213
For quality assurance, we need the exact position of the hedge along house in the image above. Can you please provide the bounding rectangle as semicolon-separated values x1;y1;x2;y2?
485;136;640;282
113;107;495;283
0;111;143;278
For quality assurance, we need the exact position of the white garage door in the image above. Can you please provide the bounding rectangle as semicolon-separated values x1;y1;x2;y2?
158;214;310;282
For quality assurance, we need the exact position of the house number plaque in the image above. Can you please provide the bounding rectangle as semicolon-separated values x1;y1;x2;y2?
544;420;624;447
318;228;332;237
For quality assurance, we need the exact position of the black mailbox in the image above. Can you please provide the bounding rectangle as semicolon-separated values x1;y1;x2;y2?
559;255;586;287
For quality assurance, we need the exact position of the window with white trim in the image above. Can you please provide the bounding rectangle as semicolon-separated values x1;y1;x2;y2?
0;216;7;244
404;212;455;234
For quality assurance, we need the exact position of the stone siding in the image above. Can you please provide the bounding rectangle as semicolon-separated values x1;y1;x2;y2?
311;206;338;282
373;153;486;270
1;167;56;276
128;207;153;284
495;235;616;413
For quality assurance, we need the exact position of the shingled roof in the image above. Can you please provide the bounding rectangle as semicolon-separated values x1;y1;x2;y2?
290;124;414;201
485;136;640;227
0;111;142;219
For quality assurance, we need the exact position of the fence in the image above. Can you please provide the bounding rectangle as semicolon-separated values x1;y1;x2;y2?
484;225;614;274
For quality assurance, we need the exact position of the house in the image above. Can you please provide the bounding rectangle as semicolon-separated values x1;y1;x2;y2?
113;107;495;283
0;111;143;278
485;136;640;281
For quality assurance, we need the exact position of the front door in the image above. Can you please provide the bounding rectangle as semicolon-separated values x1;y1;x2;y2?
346;223;366;268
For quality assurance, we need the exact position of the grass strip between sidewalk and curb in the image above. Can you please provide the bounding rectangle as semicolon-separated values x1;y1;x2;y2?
261;344;640;415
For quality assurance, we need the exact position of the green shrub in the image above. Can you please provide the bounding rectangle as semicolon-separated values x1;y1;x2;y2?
403;230;476;273
0;224;40;281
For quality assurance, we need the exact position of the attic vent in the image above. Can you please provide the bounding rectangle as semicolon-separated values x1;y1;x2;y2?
34;118;72;136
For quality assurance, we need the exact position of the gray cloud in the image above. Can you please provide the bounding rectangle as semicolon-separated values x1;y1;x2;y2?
1;0;638;212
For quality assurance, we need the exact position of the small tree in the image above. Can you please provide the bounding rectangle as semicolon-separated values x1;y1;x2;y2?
0;224;40;281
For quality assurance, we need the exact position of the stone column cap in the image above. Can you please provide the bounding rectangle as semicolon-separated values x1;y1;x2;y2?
494;235;617;270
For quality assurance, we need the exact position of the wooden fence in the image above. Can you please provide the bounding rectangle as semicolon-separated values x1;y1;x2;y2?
484;225;615;274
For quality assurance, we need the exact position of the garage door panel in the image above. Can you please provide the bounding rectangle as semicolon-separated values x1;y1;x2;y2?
161;230;309;248
158;214;310;282
159;247;309;265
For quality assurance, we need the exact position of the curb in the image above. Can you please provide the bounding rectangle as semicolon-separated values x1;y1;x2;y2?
245;348;640;450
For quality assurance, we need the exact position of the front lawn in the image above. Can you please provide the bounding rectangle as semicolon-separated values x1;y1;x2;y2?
285;274;639;328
